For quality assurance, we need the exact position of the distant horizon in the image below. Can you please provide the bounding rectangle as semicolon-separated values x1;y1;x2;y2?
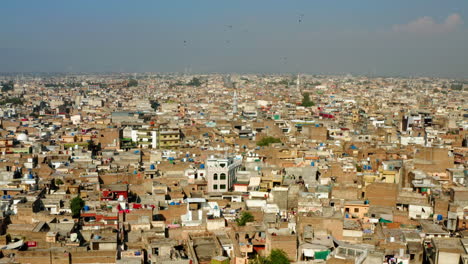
0;71;466;80
1;0;468;78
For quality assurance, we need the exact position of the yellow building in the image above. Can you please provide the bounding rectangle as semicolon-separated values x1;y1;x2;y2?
158;128;181;149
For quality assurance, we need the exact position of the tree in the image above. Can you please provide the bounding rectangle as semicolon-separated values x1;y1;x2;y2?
127;79;138;87
150;100;160;110
187;77;202;87
269;249;290;264
1;81;14;92
236;211;254;226
301;92;315;107
249;249;290;264
55;179;64;185
0;97;23;105
355;164;362;172
257;136;281;147
249;255;269;264
70;196;85;218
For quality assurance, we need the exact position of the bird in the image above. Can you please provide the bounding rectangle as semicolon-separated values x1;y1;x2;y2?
298;14;304;23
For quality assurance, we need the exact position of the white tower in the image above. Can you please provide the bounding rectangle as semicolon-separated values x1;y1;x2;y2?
296;73;301;94
233;90;238;114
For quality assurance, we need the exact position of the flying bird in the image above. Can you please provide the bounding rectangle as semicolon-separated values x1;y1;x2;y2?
298;14;304;23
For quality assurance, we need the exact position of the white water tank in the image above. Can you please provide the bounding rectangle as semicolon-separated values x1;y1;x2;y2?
16;133;28;141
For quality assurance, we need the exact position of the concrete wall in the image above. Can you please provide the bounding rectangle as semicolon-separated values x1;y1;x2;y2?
437;251;460;264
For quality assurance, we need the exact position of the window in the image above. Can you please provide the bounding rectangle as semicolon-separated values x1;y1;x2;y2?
220;184;226;190
153;248;159;256
354;208;359;213
213;185;218;190
213;173;218;180
220;173;226;180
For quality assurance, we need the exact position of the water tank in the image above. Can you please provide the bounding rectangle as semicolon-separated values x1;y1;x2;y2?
200;164;205;169
133;170;137;175
16;133;28;141
83;205;90;211
28;174;33;179
7;195;11;198
311;162;315;166
389;237;395;242
437;214;443;221
70;233;78;242
150;164;155;170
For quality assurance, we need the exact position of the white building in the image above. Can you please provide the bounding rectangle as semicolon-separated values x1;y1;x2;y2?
131;129;157;149
206;156;242;192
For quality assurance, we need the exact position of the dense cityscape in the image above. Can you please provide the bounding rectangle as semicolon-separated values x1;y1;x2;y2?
0;73;466;264
2;0;468;263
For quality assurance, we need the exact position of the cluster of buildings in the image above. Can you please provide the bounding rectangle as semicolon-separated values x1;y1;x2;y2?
0;73;467;264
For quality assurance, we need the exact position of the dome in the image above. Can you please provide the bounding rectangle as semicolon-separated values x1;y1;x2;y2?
16;133;28;141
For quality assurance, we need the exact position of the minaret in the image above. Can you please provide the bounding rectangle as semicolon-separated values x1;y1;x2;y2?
296;73;301;94
233;89;238;114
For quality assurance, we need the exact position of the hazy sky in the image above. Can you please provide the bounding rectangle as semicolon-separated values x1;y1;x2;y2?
1;0;467;77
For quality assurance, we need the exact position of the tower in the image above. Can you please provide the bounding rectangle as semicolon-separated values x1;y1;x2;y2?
233;89;238;114
296;73;301;95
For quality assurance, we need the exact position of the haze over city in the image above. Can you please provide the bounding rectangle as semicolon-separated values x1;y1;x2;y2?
1;0;468;77
0;2;467;264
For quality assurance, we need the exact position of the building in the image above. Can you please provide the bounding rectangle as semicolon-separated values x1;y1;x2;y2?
206;156;242;192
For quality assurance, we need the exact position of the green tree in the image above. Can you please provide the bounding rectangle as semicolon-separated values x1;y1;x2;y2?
257;136;281;147
249;255;269;264
236;211;254;226
249;249;290;264
55;179;64;185
127;79;138;87
1;81;14;92
150;100;160;110
0;97;23;105
269;249;290;264
301;92;315;107
187;77;202;87
70;196;85;218
355;164;362;172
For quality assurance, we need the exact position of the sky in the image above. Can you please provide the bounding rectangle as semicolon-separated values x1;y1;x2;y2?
1;0;467;77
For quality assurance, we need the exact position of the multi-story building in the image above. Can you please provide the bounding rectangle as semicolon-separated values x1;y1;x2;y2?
158;128;181;149
206;156;242;192
131;129;157;149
